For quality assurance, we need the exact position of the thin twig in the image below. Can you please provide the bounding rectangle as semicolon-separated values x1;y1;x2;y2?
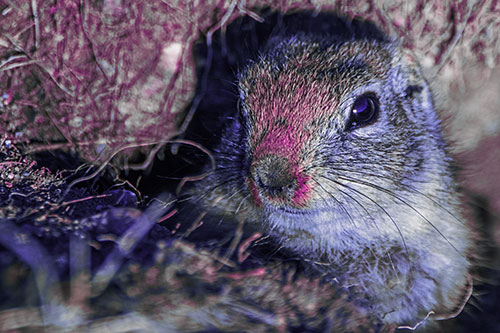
0;55;29;69
92;195;173;296
174;139;216;194
430;0;477;80
397;311;435;330
206;0;237;46
58;141;161;202
31;0;40;50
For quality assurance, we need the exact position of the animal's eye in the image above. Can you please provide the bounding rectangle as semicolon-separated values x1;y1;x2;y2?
347;93;379;130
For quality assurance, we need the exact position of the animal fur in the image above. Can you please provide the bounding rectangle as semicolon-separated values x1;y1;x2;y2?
189;11;473;327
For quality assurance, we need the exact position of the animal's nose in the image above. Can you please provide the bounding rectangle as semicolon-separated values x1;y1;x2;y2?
252;155;297;201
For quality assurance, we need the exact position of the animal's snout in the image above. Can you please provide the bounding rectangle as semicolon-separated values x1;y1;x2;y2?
249;154;313;208
252;155;297;201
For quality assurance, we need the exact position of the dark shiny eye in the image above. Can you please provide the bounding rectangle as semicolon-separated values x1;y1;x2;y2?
347;93;379;130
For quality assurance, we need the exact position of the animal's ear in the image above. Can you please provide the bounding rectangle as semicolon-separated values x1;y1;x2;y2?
391;46;440;129
397;49;427;98
390;46;434;103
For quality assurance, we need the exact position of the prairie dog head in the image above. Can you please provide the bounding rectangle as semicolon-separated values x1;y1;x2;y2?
237;35;467;253
195;18;472;324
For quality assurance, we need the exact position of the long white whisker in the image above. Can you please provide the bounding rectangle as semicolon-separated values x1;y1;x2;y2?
317;174;409;254
336;174;462;255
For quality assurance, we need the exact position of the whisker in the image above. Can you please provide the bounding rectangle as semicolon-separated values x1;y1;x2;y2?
235;193;252;215
188;176;242;204
310;178;357;229
307;161;463;225
336;186;381;234
334;173;462;255
317;174;409;254
226;187;248;211
313;177;399;276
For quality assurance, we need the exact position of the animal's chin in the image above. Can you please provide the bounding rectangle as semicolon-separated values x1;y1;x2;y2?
251;188;323;216
267;205;308;215
262;202;320;217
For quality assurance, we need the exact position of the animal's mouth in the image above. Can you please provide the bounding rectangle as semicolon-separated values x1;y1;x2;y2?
267;205;311;216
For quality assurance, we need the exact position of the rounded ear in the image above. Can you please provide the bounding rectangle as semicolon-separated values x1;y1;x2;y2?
389;46;433;100
397;49;429;98
389;46;442;131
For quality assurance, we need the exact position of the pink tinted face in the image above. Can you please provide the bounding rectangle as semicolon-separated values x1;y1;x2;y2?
247;61;343;154
239;40;392;209
242;66;340;208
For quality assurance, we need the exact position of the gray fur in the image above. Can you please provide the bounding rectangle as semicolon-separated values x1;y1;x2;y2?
193;33;472;326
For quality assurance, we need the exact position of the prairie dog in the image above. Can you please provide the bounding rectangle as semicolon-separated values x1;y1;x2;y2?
190;12;472;326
